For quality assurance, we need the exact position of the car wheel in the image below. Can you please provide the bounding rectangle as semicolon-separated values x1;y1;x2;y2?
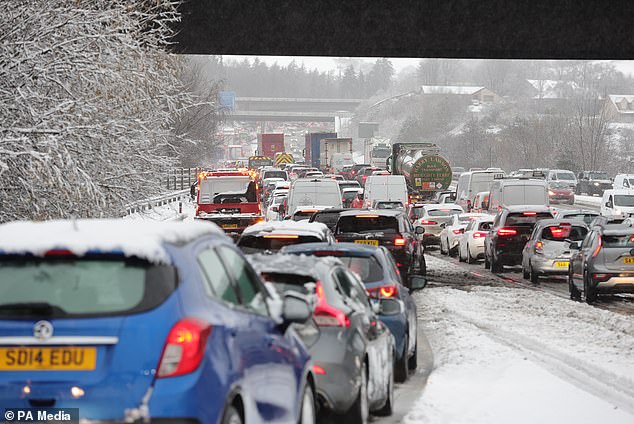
448;245;457;257
419;255;427;276
484;248;491;270
530;262;539;284
458;248;465;262
345;363;369;424
394;333;409;383
522;264;529;279
569;269;581;301
466;245;475;264
221;405;243;424
440;239;447;255
490;253;502;273
374;361;394;417
584;271;597;304
299;381;316;424
408;337;418;370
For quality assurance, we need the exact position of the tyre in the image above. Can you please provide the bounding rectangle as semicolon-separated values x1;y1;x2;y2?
569;270;581;301
345;364;369;424
221;405;243;424
484;249;491;270
522;264;529;279
408;337;418;370
458;249;465;262
584;271;597;304
530;263;539;284
394;333;408;383
448;245;457;257
440;239;447;255
373;363;394;417
490;253;502;273
466;245;475;264
419;255;427;276
299;382;316;424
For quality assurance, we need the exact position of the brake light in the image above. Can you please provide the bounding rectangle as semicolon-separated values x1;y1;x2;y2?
356;214;379;218
535;241;543;253
394;238;406;246
367;285;399;299
592;273;612;282
313;365;327;375
44;249;74;256
362;176;368;181
592;235;602;257
420;220;437;225
314;281;350;327
497;228;518;236
452;229;464;234
263;234;300;239
473;231;487;238
157;318;212;378
523;212;537;216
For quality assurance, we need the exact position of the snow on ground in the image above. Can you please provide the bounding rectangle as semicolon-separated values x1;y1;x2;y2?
406;285;634;423
124;198;196;221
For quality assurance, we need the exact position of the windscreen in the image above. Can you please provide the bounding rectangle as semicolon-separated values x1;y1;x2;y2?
337;216;399;234
238;235;322;253
541;225;588;241
0;258;176;318
602;234;634;248
614;195;634;207
555;172;576;181
338;256;384;283
199;176;255;204
589;172;609;180
470;173;498;194
372;147;391;158
550;182;571;189
506;212;553;226
375;202;403;209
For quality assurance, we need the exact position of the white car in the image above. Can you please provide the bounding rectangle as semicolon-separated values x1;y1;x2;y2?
266;194;287;221
439;213;488;256
413;204;464;246
458;216;494;263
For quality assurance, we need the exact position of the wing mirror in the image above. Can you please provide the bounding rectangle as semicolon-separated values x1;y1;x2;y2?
281;292;312;325
409;275;427;291
415;226;425;235
272;206;279;212
370;299;381;314
439;223;446;228
567;240;581;250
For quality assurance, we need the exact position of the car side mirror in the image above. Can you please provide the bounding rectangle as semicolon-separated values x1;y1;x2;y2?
605;202;611;208
567;240;581;250
272;206;279;212
439;223;446;228
281;293;312;325
415;226;425;235
370;299;381;314
410;276;427;291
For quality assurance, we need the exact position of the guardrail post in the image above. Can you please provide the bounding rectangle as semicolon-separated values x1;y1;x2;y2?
180;168;184;190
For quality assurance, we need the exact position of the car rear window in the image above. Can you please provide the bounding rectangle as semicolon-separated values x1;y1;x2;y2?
293;211;318;221
0;258;176;318
259;273;315;295
337;256;384;283
339;182;360;190
427;209;462;217
264;171;287;180
561;213;598;224
311;212;342;228
410;207;425;219
541;225;587;241
337;216;399;234
602;234;634;248
238;235;322;253
506;212;553;226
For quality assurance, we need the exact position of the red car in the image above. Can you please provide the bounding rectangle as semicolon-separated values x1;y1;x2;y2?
548;181;575;204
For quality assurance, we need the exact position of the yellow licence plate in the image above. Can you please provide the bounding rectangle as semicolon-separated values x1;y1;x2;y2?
355;240;379;246
222;224;239;229
624;257;634;264
0;347;97;371
554;261;569;268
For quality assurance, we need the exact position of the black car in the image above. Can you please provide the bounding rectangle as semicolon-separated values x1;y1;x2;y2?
348;163;371;180
334;209;426;285
569;224;634;303
484;205;554;273
308;208;348;232
576;171;612;196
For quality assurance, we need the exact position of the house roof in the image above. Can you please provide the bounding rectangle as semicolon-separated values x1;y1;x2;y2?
420;85;486;95
526;79;579;99
608;95;634;114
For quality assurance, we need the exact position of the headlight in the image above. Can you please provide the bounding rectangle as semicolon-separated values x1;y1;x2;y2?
548;190;555;196
594;182;600;186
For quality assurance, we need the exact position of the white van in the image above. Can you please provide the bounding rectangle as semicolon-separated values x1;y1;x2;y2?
363;175;408;208
612;174;634;190
600;189;634;219
455;169;506;211
287;178;343;215
487;178;549;211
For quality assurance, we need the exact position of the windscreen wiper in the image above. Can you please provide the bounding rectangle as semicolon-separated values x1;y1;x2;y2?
0;302;68;317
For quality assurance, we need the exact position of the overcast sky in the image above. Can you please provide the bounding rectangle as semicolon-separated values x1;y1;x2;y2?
222;55;634;77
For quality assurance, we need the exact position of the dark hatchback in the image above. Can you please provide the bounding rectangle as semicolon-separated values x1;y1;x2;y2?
334;210;426;284
308;208;348;232
485;205;554;273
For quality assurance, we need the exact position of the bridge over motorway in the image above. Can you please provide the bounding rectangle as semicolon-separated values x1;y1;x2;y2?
226;97;364;122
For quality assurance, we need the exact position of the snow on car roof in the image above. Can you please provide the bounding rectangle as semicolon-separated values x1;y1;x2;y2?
424;204;464;211
242;220;330;236
247;253;340;278
0;219;226;264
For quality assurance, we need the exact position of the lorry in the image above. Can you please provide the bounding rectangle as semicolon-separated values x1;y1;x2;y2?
388;142;453;202
319;137;353;172
194;170;264;237
364;137;392;168
257;133;285;159
304;132;337;168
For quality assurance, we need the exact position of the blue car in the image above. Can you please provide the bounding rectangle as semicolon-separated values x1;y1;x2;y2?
281;242;423;382
0;219;316;424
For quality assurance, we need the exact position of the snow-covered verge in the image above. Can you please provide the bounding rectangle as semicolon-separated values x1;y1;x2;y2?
406;286;634;423
575;194;602;208
124;200;196;222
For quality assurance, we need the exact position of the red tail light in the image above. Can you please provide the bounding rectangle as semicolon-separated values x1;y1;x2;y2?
394;238;406;246
420;220;437;225
157;318;212;378
497;228;518;236
367;285;399;299
523;212;537;216
473;231;487;239
534;241;543;253
44;249;74;256
592;273;613;282
452;229;464;235
313;365;327;375
592;235;602;257
314;281;350;327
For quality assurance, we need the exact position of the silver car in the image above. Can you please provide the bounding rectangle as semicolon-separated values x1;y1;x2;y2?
521;219;589;283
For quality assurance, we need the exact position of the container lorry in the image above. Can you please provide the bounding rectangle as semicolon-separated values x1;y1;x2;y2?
257;133;285;159
319;137;353;172
304;132;337;168
388;142;453;202
364;137;392;168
